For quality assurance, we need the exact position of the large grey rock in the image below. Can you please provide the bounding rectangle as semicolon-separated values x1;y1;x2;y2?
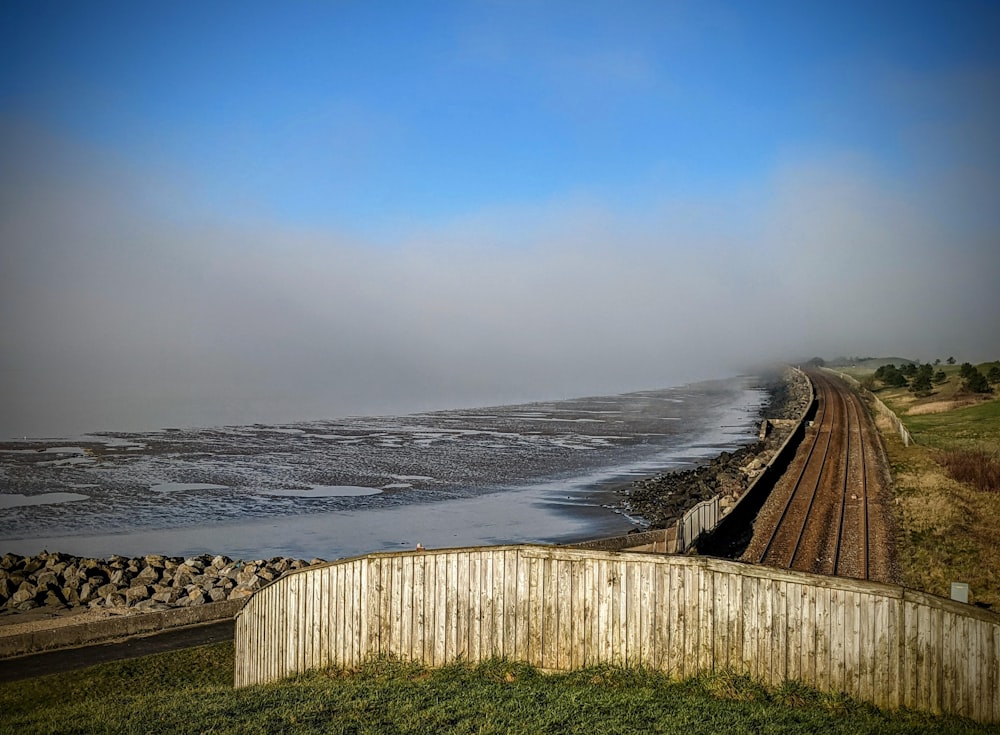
228;584;255;600
61;585;80;605
78;582;96;603
151;589;178;604
125;585;152;605
15;581;37;597
43;590;66;607
179;589;206;606
133;565;160;586
237;569;260;586
34;570;58;589
10;587;37;605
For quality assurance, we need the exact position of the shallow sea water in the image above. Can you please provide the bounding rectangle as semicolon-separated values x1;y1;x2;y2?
0;377;766;560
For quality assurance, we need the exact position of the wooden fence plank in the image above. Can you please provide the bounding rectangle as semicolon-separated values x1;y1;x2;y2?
575;553;589;668
526;553;541;666
468;552;481;662
772;578;788;684
760;576;774;686
542;556;557;669
654;564;670;672
434;553;447;666
930;606;943;714
638;561;653;667
728;573;744;673
612;559;625;666
697;566;713;674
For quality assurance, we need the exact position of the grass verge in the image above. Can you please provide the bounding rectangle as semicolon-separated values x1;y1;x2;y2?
1;643;991;734
839;363;1000;607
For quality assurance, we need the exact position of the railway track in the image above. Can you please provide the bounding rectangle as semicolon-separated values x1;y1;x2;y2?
747;370;878;580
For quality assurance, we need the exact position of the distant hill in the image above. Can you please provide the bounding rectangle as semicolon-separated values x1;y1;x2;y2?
825;356;917;369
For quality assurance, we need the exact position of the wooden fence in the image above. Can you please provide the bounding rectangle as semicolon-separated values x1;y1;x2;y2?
675;496;719;552
234;546;1000;723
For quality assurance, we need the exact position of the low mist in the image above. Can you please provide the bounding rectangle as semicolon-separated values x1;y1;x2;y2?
2;125;997;438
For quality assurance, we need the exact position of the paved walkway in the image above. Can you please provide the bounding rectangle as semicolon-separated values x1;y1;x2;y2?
0;619;234;683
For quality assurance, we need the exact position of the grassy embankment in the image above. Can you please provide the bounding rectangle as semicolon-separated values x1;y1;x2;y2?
1;642;991;734
839;361;1000;608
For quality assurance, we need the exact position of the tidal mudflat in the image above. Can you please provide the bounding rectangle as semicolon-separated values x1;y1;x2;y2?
0;378;766;560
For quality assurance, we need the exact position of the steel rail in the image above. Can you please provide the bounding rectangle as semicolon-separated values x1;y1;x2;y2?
786;374;839;570
831;385;851;575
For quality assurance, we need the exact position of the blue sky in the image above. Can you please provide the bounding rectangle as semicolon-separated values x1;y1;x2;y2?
5;1;995;229
2;2;999;436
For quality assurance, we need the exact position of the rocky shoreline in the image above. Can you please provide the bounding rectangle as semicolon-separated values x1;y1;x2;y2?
616;368;812;529
1;550;325;620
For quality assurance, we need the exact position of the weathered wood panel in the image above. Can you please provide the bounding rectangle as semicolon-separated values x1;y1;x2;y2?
234;545;1000;723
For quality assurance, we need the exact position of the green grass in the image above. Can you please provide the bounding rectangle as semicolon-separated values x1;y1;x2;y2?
0;643;991;734
900;400;1000;451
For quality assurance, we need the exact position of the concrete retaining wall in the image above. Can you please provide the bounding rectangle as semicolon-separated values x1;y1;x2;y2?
0;599;242;659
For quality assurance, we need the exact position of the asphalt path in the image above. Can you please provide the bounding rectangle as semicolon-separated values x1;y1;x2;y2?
0;619;234;683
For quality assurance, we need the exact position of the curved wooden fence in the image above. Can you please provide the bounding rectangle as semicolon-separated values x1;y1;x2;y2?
234;546;1000;723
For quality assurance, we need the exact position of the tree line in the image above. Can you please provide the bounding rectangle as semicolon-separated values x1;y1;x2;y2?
872;359;999;397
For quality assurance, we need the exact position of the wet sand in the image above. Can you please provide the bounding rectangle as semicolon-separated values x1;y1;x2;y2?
1;377;766;561
3;480;634;561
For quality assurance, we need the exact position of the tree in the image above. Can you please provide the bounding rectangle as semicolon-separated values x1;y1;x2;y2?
901;362;918;378
933;358;941;366
961;368;992;394
988;366;1000;385
947;356;956;365
805;357;825;367
959;362;977;380
910;371;933;396
875;364;908;388
934;370;948;384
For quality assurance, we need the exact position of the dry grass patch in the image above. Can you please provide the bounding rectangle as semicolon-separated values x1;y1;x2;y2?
907;401;964;416
881;426;1000;608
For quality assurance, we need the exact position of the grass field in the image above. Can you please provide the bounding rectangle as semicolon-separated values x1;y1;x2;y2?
836;362;1000;607
1;642;991;734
